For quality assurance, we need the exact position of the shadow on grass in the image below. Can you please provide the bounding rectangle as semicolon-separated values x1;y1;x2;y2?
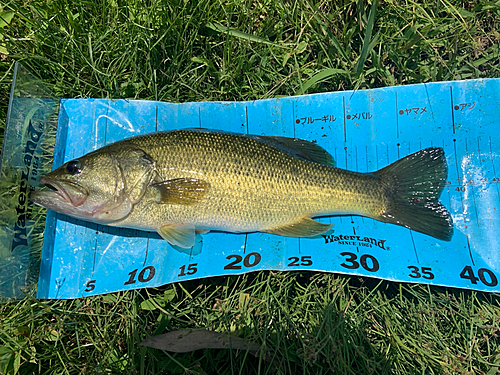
138;271;500;374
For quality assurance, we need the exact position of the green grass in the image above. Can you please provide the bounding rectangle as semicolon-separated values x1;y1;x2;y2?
1;0;500;373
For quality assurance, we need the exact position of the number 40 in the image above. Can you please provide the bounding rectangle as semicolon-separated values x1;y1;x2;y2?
460;266;498;287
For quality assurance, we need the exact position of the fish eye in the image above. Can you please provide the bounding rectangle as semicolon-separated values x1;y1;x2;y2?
66;160;82;175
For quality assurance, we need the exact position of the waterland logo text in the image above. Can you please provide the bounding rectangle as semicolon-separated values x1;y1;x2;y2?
13;119;43;250
322;234;388;250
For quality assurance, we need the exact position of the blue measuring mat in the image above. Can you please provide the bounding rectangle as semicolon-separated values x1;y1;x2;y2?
36;79;500;298
0;63;59;300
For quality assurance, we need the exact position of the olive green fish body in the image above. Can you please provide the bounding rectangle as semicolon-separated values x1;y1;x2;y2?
116;131;383;231
30;129;453;248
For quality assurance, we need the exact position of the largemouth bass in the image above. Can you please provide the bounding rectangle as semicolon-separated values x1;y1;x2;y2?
30;129;453;248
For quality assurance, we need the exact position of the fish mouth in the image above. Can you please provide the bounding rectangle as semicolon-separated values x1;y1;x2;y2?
37;176;89;207
31;177;132;224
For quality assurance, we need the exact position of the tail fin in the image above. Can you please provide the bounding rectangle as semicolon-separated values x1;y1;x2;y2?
376;147;453;241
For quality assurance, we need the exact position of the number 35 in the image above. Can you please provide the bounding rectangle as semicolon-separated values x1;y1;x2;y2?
407;266;434;280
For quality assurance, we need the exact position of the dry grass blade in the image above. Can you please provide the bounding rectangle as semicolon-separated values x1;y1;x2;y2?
140;329;261;353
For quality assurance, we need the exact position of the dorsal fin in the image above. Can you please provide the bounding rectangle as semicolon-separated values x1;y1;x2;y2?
181;128;336;166
248;135;335;166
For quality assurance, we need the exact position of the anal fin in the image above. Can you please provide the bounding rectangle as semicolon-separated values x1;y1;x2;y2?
264;217;333;237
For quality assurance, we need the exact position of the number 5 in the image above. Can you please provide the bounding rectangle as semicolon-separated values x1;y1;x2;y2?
85;280;96;292
421;267;434;280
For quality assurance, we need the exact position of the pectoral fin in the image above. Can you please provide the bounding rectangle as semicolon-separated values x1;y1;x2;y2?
151;178;210;205
264;217;333;237
157;224;196;248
